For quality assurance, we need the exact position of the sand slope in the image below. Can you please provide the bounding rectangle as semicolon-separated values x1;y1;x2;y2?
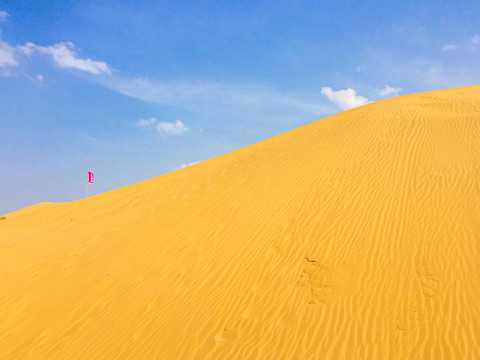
1;86;479;359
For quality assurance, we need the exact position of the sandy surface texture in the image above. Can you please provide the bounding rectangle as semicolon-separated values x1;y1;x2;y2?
1;86;479;359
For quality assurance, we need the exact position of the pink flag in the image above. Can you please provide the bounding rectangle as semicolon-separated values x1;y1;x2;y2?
88;171;94;183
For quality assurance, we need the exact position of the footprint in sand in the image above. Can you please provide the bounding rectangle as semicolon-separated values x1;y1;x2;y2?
297;257;332;304
214;327;237;343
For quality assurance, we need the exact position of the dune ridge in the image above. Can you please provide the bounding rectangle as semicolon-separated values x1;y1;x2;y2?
1;86;479;359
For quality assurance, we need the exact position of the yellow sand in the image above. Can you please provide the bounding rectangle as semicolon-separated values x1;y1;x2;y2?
1;86;479;359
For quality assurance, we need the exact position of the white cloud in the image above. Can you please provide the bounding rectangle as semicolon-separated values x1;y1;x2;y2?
0;10;8;22
21;42;110;74
379;84;401;97
39;42;110;74
442;44;456;51
138;117;189;135
17;42;35;55
174;160;203;170
320;87;369;110
137;117;157;127
471;35;480;45
35;74;44;82
0;40;17;68
156;119;189;135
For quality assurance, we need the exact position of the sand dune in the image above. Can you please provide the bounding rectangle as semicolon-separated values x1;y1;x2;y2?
1;86;479;359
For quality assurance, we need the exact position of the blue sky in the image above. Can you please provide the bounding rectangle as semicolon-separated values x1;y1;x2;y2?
1;0;480;214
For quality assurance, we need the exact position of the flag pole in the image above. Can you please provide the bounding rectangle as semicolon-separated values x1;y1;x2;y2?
85;182;89;198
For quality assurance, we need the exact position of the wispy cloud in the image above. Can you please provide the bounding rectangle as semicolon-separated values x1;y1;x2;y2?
321;87;369;110
156;119;189;135
24;73;44;84
442;44;456;51
379;84;401;97
100;76;330;118
137;117;157;127
441;35;480;52
20;42;110;74
0;10;8;22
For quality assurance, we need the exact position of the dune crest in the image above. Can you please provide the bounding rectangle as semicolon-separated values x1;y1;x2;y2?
1;86;479;359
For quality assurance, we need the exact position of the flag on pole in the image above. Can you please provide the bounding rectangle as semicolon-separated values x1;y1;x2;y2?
88;171;94;183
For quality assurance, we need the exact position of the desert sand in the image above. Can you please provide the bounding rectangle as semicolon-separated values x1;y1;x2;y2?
1;86;479;359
